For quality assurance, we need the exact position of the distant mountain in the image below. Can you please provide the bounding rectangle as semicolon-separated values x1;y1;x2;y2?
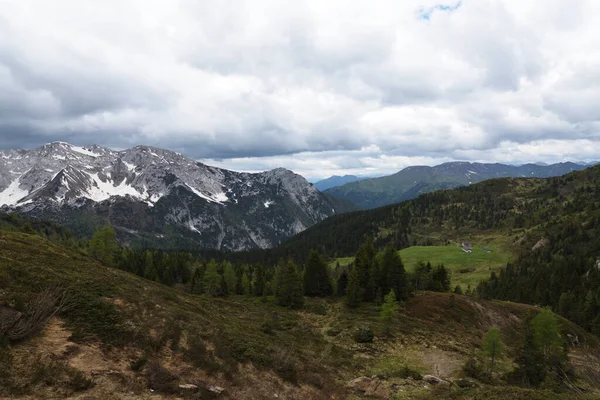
0;142;356;250
313;175;363;191
325;161;590;209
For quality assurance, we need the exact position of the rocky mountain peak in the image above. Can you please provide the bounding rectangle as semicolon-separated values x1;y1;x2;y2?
0;142;355;250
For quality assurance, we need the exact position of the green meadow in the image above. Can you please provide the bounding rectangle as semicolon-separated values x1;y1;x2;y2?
329;244;512;290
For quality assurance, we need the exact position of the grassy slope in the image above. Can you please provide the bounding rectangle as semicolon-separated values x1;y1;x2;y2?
1;230;599;399
398;245;510;288
329;244;512;289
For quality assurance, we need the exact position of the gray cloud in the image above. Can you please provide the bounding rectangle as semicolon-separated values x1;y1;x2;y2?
1;0;600;178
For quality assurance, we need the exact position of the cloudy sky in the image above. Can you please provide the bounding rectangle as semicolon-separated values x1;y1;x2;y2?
1;0;599;180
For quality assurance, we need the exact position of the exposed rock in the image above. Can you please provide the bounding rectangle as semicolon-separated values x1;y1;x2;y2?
532;238;549;251
0;305;22;334
346;376;390;399
178;383;199;391
207;384;225;394
423;375;450;387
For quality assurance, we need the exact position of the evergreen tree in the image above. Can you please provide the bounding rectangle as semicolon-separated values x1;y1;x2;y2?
203;260;221;297
276;260;304;308
190;267;202;294
337;272;348;297
253;264;266;296
143;250;159;282
241;272;251;295
303;250;333;297
431;264;451;292
89;225;119;266
482;326;505;374
345;265;362;308
512;328;546;387
380;289;399;336
512;309;567;387
379;244;408;301
531;308;564;362
354;239;376;302
223;262;237;296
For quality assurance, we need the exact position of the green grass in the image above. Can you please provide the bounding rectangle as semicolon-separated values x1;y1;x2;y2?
329;244;511;289
328;257;354;269
399;245;511;289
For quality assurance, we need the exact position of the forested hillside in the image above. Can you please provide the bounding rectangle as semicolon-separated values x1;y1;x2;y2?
280;166;600;336
324;161;590;209
281;167;600;259
2;213;600;399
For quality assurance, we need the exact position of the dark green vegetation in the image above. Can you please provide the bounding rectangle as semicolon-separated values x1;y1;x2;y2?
277;166;600;334
330;244;511;289
1;222;599;399
325;161;590;209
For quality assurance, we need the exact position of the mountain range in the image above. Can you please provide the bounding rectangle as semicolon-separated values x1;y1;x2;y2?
324;161;591;209
313;175;363;191
0;142;355;250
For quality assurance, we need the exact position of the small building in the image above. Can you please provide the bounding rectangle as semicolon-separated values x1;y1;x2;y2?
462;241;472;248
483;247;491;253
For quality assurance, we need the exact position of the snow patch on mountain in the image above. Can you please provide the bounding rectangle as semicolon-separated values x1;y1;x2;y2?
71;145;99;158
85;173;142;202
0;178;28;206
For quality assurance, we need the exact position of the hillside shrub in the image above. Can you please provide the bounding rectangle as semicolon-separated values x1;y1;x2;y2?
353;326;374;343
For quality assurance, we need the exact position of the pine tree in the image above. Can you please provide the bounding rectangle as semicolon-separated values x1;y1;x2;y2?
253;264;266;296
241;272;251;295
89;225;119;266
303;250;333;297
380;289;399;336
276;260;304;308
223;262;237;296
431;264;451;292
354;239;376;302
482;326;505;374
190;267;202;294
337;272;348;296
143;250;159;281
531;308;564;362
203;260;221;297
379;244;407;301
345;265;362;308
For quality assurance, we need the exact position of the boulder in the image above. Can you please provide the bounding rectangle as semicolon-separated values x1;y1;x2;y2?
423;375;450;387
178;384;199;391
207;384;225;394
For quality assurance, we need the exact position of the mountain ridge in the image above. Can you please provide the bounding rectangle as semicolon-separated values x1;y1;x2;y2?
324;160;591;209
0;142;356;250
313;174;364;191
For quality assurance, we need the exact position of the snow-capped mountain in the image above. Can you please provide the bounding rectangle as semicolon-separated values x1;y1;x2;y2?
0;142;355;250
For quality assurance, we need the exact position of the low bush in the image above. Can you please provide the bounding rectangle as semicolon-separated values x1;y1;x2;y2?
146;361;178;394
353;326;374;343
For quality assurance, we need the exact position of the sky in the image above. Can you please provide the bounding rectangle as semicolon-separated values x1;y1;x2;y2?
1;0;599;181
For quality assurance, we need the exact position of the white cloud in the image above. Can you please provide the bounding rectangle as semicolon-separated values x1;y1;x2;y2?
1;0;600;177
